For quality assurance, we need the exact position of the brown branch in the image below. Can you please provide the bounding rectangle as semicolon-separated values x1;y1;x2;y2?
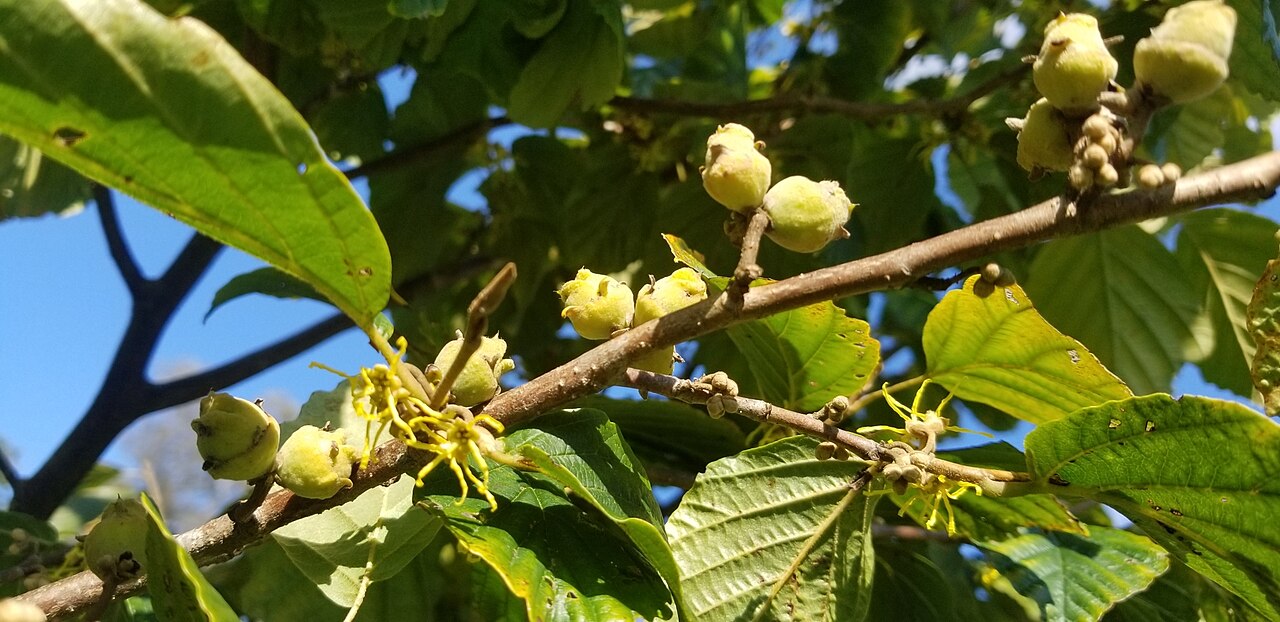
21;150;1280;617
609;65;1027;122
483;151;1280;431
726;209;770;304
619;369;1030;493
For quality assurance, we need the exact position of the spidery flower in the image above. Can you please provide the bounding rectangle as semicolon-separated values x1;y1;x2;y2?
410;410;505;512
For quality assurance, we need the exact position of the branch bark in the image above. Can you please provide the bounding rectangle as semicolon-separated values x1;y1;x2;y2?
19;149;1280;617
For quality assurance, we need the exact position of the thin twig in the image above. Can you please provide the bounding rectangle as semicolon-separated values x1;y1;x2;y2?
609;64;1027;122
726;210;770;305
93;186;146;295
429;263;518;409
229;471;275;524
620;369;1031;495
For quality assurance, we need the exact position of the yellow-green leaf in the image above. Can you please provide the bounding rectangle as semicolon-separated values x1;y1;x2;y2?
140;494;238;621
925;275;1131;424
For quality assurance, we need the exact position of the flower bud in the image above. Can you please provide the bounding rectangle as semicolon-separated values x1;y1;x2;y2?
431;334;515;406
1015;99;1075;174
701;123;772;212
761;176;854;253
1134;0;1235;103
0;599;46;622
557;269;634;340
191;392;280;481
275;425;358;500
1033;13;1118;114
84;497;148;582
634;268;708;326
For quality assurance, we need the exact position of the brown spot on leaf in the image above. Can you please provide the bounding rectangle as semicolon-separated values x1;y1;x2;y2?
1145;420;1156;432
53;126;86;146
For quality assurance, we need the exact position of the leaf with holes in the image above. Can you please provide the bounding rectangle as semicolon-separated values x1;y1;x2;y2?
925;275;1131;424
727;294;881;412
667;436;876;622
0;0;390;325
1026;394;1280;619
140;494;239;621
1026;225;1210;395
980;527;1169;622
1248;248;1280;415
1176;208;1279;396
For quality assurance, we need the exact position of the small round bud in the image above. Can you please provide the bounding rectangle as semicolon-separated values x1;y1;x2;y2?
1137;164;1165;189
634;268;708;326
432;334;515;407
1096;163;1120;187
1068;164;1094;190
1032;13;1118;114
275;425;358;500
1096;132;1118;156
761;176;855;253
816;442;838;461
1082;144;1109;169
192;393;280;482
1134;0;1235;103
0;598;46;622
702;123;772;212
84;498;149;582
833;446;850;461
1016;99;1075;174
1082;115;1111;140
1160;162;1182;182
557;269;634;340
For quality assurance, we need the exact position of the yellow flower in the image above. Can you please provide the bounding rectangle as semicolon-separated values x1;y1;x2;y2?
895;474;985;536
410;411;505;512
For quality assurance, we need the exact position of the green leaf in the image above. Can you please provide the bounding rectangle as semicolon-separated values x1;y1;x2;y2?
389;0;447;19
1176;209;1280;396
924;275;1132;424
507;0;623;127
662;232;718;279
1143;88;1233;170
1025;225;1210;395
103;596;158;622
283;379;393;448
0;0;391;325
205;267;324;320
869;540;993;622
567;395;747;476
418;409;674;621
667;436;877;622
272;476;441;608
1225;0;1280;101
519;444;688;619
727;295;881;412
980;527;1169;622
1247;247;1280;415
0;135;89;220
1026;394;1280;619
0;511;60;597
139;494;239;621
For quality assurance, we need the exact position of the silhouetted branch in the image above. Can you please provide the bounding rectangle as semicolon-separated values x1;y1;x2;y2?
93;186;146;296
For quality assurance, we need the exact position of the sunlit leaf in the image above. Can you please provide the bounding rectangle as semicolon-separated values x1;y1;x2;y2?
1026;394;1280;619
1248;246;1280;415
667;436;877;622
205;267;323;320
0;135;89;220
925;275;1131;424
0;0;391;325
139;494;239;621
980;527;1169;622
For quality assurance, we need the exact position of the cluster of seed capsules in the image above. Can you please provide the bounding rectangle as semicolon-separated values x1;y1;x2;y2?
1010;1;1236;192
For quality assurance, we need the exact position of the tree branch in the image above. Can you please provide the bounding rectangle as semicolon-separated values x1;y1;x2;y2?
483;151;1280;431
609;65;1027;122
93;186;146;296
20;149;1280;617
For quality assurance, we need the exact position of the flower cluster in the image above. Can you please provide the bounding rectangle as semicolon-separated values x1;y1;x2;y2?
313;337;504;511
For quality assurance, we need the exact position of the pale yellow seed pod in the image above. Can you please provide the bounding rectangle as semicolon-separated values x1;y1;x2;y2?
1134;0;1235;103
557;269;634;340
701;123;772;212
761;176;855;253
1161;162;1183;182
1016;99;1075;173
634;268;708;326
1033;13;1119;114
1137;164;1165;189
275;425;358;500
84;498;149;582
1097;163;1120;187
432;334;515;406
192;393;280;481
1082;144;1109;169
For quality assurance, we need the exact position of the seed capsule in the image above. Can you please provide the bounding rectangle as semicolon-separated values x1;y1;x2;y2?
192;393;280;482
1033;13;1118;114
84;498;149;582
557;269;634;340
761;176;855;253
701;123;772;212
1134;0;1235;103
1016;99;1075;174
275;425;358;500
432;334;515;406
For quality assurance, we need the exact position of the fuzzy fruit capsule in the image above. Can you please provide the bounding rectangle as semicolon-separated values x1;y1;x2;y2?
1015;99;1075;174
557;269;634;340
275;425;358;500
84;497;149;582
1033;13;1118;114
761;176;855;253
431;334;515;406
634;268;708;326
192;393;280;482
1134;0;1235;104
701;123;772;212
